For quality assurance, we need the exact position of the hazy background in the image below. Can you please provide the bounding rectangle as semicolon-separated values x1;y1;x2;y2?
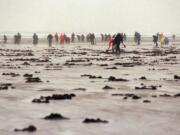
0;0;180;35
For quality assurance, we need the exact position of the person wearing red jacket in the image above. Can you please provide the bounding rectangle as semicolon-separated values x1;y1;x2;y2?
106;35;115;53
59;34;65;44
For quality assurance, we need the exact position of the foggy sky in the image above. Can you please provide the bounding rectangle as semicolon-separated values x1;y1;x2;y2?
0;0;180;35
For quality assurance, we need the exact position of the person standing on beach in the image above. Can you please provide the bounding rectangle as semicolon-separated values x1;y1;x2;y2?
159;33;164;47
114;33;126;54
77;35;81;42
90;33;95;45
17;33;21;44
47;34;53;46
55;33;59;44
153;35;158;47
134;32;141;45
33;33;39;45
71;33;75;43
107;35;116;52
14;33;21;44
164;36;169;45
64;34;68;44
3;35;7;44
114;33;121;54
81;34;85;42
60;34;65;44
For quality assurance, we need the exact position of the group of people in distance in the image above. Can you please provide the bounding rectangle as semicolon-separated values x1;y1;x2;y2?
47;33;72;46
47;33;96;46
14;33;22;44
153;33;173;47
106;32;177;54
107;33;126;54
1;32;177;55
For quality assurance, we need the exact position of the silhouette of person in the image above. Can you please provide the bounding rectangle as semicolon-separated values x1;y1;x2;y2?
134;32;141;45
81;34;85;42
33;33;39;45
164;37;169;45
90;33;95;45
47;34;53;46
3;35;7;44
55;33;59;44
113;33;126;54
14;34;18;44
153;35;158;47
77;35;81;42
17;33;21;44
71;33;75;43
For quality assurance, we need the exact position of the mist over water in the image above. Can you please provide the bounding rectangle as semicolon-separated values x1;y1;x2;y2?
0;0;180;35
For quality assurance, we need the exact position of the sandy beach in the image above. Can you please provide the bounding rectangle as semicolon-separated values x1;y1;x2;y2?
0;42;180;135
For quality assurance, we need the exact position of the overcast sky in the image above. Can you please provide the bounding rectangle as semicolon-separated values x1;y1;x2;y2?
0;0;180;35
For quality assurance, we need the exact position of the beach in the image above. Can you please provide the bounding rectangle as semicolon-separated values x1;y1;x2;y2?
0;42;180;135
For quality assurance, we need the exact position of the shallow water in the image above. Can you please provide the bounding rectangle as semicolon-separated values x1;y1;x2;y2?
0;43;180;135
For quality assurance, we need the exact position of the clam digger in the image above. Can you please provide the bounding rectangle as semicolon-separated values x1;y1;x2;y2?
106;33;126;54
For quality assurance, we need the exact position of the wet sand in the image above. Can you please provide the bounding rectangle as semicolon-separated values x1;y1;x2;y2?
0;42;180;135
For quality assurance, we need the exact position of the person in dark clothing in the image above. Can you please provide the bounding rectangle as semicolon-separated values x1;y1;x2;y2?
114;33;121;54
71;33;75;43
153;35;158;47
81;34;85;42
3;35;7;44
33;33;39;45
134;32;141;45
14;35;17;44
164;37;169;45
14;34;20;44
47;34;53;46
55;33;59;44
13;33;21;44
113;33;126;54
17;33;21;44
90;33;95;45
64;34;67;44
